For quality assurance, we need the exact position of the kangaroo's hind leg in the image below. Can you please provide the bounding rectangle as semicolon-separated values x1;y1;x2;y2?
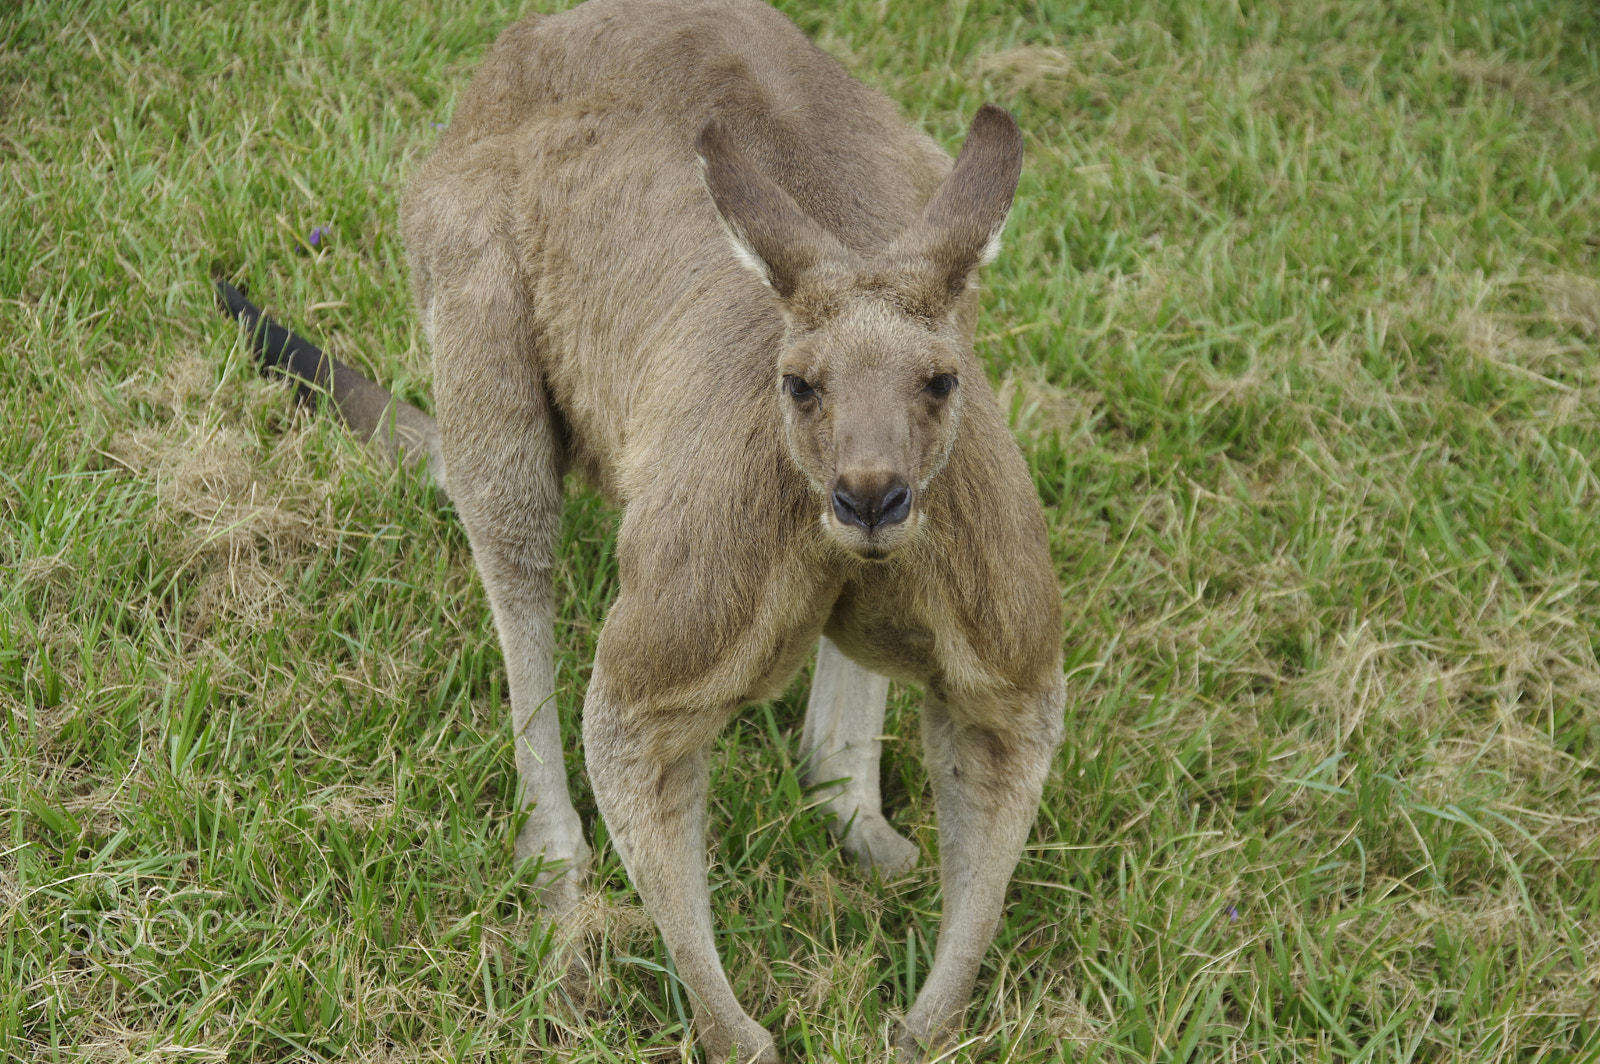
426;235;590;914
801;636;919;874
896;677;1065;1059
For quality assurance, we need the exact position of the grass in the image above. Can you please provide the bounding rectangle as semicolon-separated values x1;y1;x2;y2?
3;0;1600;1060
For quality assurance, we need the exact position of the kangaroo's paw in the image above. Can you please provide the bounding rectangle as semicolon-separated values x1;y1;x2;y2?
514;812;592;917
700;1014;779;1064
839;812;919;876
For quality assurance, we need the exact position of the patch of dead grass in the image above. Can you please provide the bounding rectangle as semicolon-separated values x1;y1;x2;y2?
96;354;387;633
995;370;1101;441
1450;53;1599;126
1536;273;1600;340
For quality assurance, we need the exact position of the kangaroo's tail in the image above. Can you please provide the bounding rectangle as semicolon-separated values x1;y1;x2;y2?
216;281;448;500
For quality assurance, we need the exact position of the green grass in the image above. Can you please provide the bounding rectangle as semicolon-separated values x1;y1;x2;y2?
4;0;1600;1060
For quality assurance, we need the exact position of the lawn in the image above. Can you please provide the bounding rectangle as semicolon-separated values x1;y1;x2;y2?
3;0;1599;1060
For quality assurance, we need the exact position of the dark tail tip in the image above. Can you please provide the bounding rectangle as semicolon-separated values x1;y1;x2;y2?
214;279;332;398
216;279;256;323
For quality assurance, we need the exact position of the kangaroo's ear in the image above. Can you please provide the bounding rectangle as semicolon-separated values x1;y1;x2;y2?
888;104;1023;314
697;117;846;300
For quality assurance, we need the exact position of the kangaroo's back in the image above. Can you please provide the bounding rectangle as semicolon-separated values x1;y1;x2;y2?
432;0;950;251
403;0;963;499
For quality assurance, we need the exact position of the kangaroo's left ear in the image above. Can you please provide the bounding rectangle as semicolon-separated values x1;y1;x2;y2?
884;104;1023;314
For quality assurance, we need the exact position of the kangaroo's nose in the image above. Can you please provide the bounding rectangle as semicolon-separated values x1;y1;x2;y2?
831;474;911;530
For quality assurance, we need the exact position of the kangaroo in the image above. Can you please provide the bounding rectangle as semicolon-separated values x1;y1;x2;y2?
223;0;1065;1059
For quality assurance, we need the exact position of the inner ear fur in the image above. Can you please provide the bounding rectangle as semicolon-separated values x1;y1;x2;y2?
697;117;847;300
882;104;1023;318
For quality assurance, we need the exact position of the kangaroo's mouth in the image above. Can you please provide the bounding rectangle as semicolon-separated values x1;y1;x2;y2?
820;504;919;559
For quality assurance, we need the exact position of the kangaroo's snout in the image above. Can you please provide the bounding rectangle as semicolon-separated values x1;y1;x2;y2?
831;474;911;531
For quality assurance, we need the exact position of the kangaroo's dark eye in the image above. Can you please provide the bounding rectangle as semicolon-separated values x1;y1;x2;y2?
783;375;817;401
925;373;957;398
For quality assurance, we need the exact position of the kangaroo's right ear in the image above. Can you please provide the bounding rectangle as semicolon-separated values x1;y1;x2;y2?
697;117;846;301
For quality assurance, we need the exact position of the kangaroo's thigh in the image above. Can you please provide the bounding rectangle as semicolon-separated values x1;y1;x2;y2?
428;239;589;909
583;669;776;1064
581;645;777;1062
828;543;1064;1059
898;676;1063;1058
581;503;832;1064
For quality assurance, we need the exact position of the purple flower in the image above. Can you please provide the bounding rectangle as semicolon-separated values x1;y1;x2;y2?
433;122;446;130
1225;904;1240;923
309;225;331;247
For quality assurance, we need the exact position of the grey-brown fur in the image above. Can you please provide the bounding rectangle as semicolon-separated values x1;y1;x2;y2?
281;0;1068;1058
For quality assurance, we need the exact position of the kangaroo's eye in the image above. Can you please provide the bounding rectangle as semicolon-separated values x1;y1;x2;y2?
783;375;817;401
924;373;957;398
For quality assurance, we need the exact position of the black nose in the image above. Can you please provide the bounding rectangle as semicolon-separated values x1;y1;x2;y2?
831;475;911;530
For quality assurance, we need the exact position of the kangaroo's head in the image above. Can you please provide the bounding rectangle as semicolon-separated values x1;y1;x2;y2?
697;105;1023;560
